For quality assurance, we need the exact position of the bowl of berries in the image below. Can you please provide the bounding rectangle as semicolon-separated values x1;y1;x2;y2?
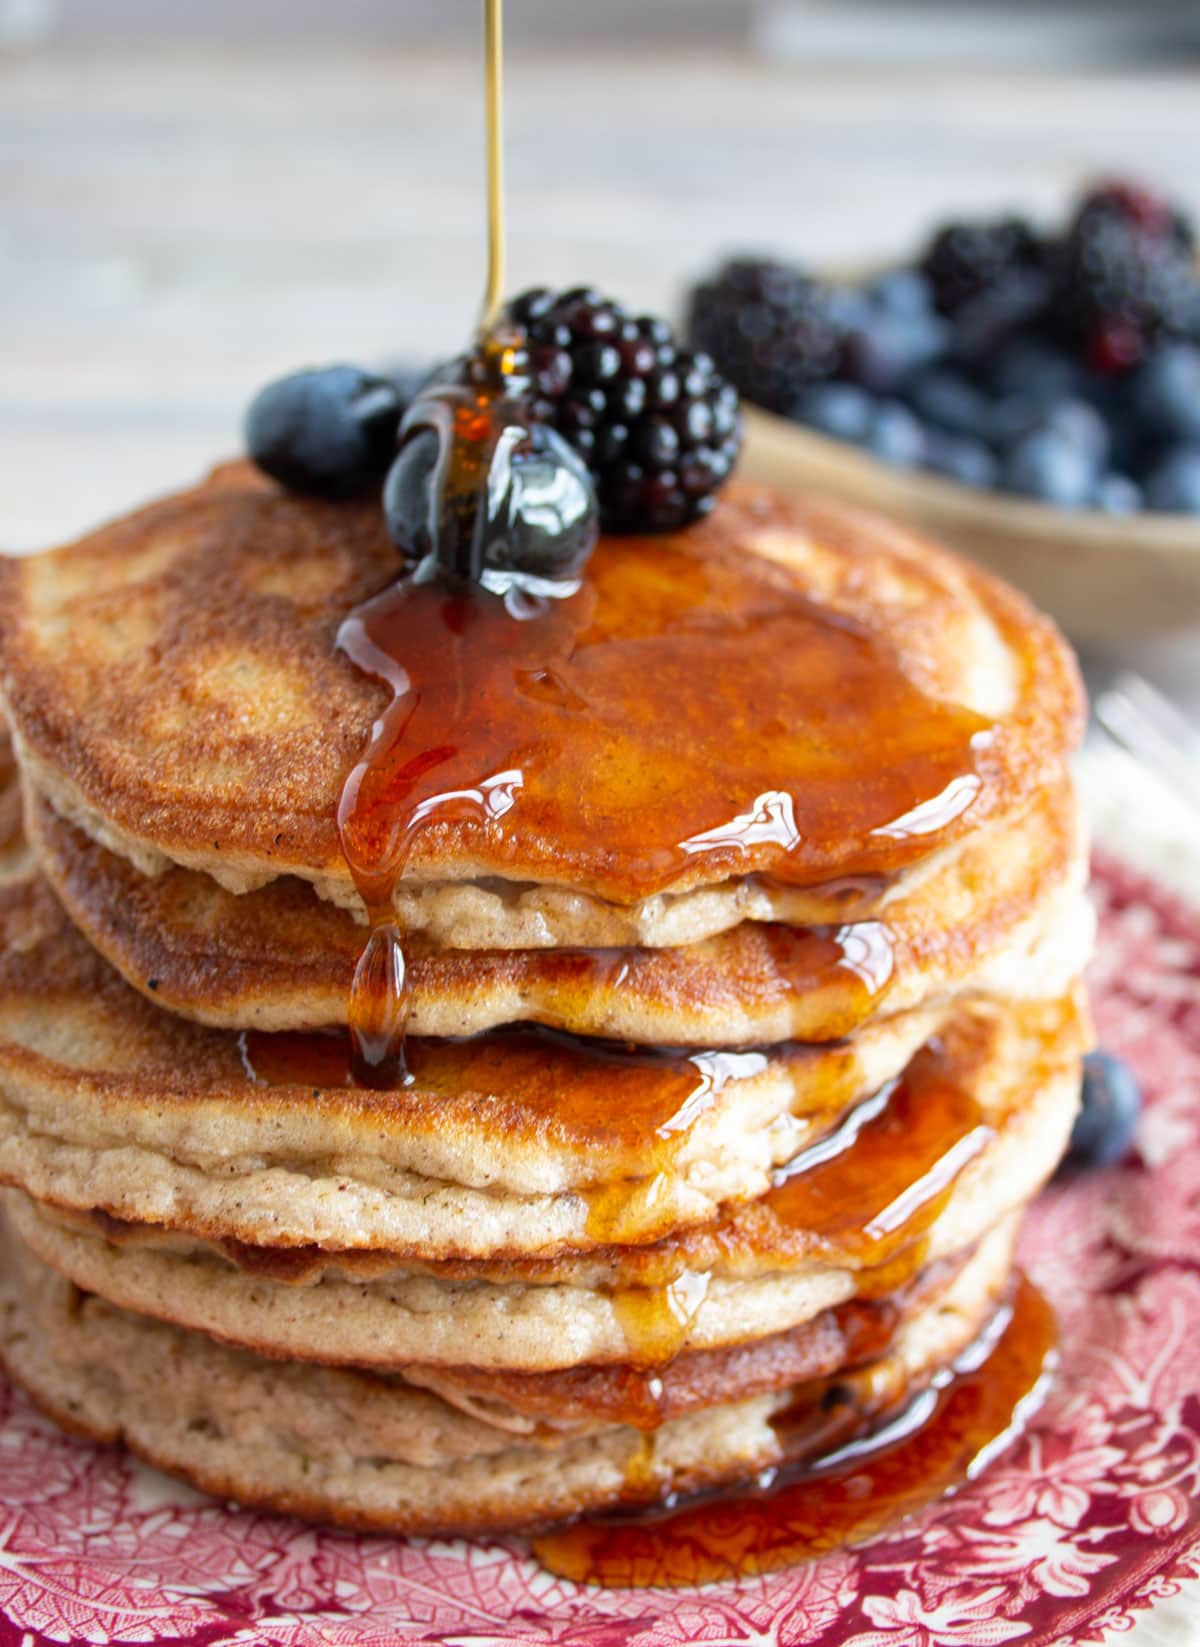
688;180;1200;642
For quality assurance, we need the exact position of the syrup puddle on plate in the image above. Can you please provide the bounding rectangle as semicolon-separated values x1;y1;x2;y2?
531;1272;1055;1588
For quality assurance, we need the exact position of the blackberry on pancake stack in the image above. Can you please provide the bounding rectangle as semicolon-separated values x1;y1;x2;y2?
0;444;1091;1542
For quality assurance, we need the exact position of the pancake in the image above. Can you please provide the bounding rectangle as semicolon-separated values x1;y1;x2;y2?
21;778;1024;956
0;858;997;1256
0;814;1085;1275
25;776;1092;1042
0;449;1088;1550
401;1247;980;1434
0;465;1084;926
2;977;1085;1371
0;1206;1018;1536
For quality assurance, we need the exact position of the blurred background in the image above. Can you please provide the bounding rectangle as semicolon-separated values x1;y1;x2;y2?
1;1;1199;548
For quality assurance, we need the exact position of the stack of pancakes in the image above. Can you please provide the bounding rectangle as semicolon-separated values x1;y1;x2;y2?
0;464;1091;1534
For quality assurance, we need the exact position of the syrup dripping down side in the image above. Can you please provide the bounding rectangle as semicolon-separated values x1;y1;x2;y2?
531;1272;1056;1588
335;408;582;1085
445;1268;928;1434
593;1041;996;1371
240;1019;997;1375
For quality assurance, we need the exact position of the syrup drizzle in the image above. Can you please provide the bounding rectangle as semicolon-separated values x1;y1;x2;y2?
335;0;559;1086
594;1058;990;1367
442;1281;919;1432
336;382;577;1084
762;1055;993;1267
531;1272;1056;1587
481;0;505;332
334;555;989;1085
239;1022;767;1160
239;1017;997;1373
509;1043;985;1373
585;1037;996;1315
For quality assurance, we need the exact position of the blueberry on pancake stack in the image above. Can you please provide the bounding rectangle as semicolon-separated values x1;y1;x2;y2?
0;305;1092;1540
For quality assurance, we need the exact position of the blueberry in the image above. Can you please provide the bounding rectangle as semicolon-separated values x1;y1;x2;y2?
826;284;873;333
1144;446;1200;512
792;383;875;442
1183;284;1200;345
1100;399;1154;477
381;426;439;564
983;362;1098;445
841;310;948;394
864;400;927;467
383;415;597;583
862;269;935;318
924;431;998;489
1130;344;1200;443
993;394;1110;462
987;391;1061;446
245;365;403;498
1064;1050;1142;1170
480;422;598;581
1094;472;1143;514
983;336;1083;403
1001;426;1097;507
1044;397;1111;465
904;367;991;437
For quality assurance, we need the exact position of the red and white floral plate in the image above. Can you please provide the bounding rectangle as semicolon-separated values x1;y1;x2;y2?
2;851;1199;1647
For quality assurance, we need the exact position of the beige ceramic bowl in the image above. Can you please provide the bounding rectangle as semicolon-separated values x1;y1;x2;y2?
741;404;1200;644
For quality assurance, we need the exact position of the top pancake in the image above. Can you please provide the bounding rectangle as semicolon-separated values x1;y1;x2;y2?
0;464;1084;918
26;773;1092;1043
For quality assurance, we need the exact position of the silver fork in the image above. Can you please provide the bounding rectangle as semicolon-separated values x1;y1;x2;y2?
1091;669;1200;819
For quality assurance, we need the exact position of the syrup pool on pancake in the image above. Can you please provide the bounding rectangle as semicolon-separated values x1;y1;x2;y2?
331;502;994;1086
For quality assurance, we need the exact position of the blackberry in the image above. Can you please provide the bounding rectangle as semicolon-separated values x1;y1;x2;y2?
1051;180;1197;373
920;215;1045;317
504;286;742;531
1084;179;1193;244
684;258;842;414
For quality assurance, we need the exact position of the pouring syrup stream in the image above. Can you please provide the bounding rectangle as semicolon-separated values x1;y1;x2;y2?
481;0;505;333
